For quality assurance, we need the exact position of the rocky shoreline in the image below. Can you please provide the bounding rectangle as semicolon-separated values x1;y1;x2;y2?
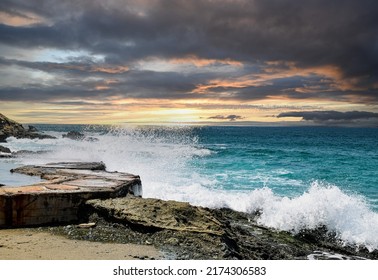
30;196;376;260
0;113;98;158
3;163;377;259
1;113;56;158
1;113;377;260
0;113;55;142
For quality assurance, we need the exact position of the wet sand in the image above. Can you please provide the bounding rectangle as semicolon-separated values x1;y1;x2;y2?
0;228;162;260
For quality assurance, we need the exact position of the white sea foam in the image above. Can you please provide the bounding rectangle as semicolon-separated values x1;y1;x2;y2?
246;182;378;252
3;126;378;251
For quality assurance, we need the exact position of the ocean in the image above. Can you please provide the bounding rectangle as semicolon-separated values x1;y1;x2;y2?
1;125;378;251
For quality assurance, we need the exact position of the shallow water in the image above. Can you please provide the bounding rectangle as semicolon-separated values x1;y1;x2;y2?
0;160;44;186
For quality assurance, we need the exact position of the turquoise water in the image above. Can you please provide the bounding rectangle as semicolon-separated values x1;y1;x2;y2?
1;125;377;250
193;126;378;206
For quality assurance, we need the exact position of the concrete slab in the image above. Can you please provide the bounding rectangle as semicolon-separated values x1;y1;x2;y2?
67;178;119;188
0;162;142;227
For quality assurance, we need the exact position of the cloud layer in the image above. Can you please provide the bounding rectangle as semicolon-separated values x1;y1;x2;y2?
278;110;378;126
208;115;244;121
0;0;377;124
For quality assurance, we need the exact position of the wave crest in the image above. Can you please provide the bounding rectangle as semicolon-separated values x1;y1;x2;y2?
248;182;378;251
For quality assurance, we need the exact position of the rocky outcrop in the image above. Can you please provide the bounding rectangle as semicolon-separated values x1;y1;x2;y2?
0;145;12;158
86;197;224;235
0;113;24;138
60;196;377;260
0;145;11;154
1;162;142;227
62;131;98;142
0;113;56;142
62;131;85;140
0;131;7;143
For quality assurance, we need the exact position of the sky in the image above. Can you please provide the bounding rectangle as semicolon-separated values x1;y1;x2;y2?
0;0;378;126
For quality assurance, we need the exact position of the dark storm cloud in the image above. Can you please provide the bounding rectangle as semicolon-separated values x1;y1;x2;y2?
277;110;378;126
0;55;212;101
277;111;378;121
0;67;201;102
0;56;129;76
208;115;244;121
0;0;378;103
194;104;321;110
0;86;106;102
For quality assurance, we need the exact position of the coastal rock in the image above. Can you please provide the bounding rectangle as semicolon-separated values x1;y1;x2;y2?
74;197;378;260
62;131;85;140
0;145;12;158
0;113;25;140
0;132;7;142
0;113;56;141
0;154;12;158
24;133;56;140
27;125;38;132
0;145;11;154
12;150;49;157
86;196;224;235
62;131;99;142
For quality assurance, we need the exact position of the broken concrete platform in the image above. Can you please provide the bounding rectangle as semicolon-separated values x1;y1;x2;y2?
0;162;142;227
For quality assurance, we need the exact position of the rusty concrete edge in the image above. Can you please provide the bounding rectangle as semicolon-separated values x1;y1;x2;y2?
0;162;142;228
1;179;141;196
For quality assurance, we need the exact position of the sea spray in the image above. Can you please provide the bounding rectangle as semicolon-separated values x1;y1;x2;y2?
247;182;378;252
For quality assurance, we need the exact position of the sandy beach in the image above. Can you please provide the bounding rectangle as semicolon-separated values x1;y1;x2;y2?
0;228;162;260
